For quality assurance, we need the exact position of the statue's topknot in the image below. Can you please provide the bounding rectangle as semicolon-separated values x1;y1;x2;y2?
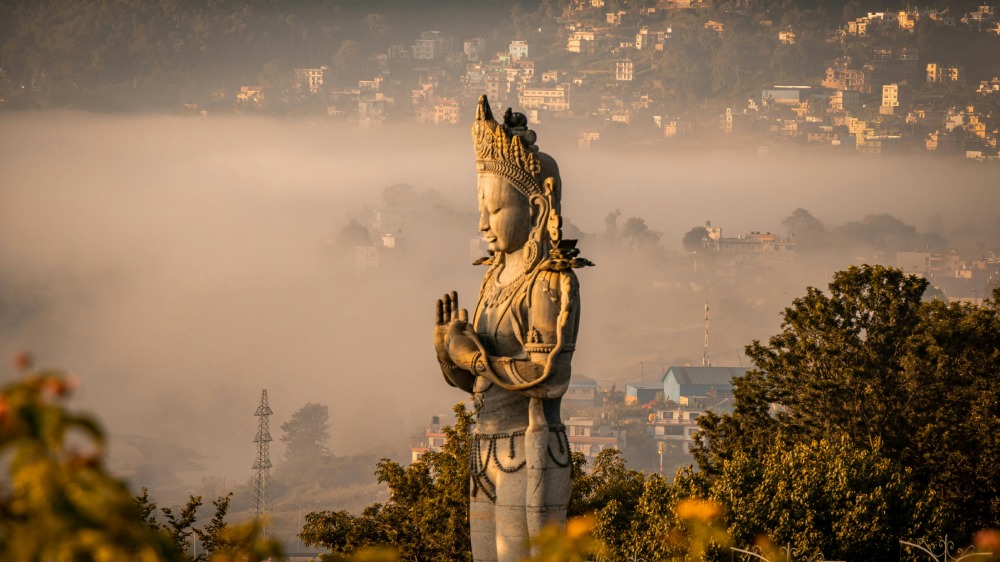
472;95;544;197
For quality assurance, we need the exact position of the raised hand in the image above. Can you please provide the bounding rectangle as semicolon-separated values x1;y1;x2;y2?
434;291;459;369
434;292;474;391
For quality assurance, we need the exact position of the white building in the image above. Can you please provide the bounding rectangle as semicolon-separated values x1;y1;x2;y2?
518;85;570;112
565;416;626;464
509;40;529;60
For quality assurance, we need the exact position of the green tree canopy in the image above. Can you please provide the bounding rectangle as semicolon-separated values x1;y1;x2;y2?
300;403;473;562
694;265;1000;551
281;402;332;465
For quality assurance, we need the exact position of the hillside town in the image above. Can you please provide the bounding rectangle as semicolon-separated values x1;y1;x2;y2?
219;2;1000;159
3;2;997;159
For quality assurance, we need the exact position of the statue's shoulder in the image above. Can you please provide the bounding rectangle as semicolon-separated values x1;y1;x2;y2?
526;263;580;304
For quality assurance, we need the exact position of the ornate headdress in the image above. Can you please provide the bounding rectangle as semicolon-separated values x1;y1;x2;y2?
472;95;544;198
470;95;594;271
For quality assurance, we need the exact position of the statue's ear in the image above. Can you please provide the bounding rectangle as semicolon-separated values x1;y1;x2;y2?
528;193;549;230
542;177;562;243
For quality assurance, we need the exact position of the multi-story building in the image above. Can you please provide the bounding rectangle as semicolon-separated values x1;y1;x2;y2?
778;29;796;44
822;59;869;93
293;66;326;94
563;375;602;413
567;30;598;54
566;416;627;464
881;83;900;114
829;89;861;113
635;27;667;50
410;416;448;462
647;407;705;453
509;40;529;60
978;77;1000;94
412;31;451;61
927;63;962;82
898;9;919;30
518;85;570;112
433;98;460;125
616;59;634;82
847;18;870;36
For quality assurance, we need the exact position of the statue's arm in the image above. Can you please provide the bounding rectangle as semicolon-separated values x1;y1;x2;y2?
440;361;476;393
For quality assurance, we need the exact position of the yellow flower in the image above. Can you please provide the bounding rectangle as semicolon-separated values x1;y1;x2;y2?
566;515;596;541
675;499;722;522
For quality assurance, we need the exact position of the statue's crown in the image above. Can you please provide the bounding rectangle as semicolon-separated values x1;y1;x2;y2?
472;95;544;197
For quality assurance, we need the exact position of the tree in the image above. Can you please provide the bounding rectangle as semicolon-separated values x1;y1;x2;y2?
682;226;710;253
693;266;1000;551
781;208;828;252
839;213;923;254
604;209;622;244
715;436;929;561
161;495;203;555
300;403;474;562
621;217;662;252
745;264;927;452
194;493;233;562
281;402;332;465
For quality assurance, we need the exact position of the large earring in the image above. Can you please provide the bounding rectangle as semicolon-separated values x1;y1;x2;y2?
521;239;538;275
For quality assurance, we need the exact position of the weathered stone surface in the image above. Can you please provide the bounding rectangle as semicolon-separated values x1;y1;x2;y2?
434;95;591;562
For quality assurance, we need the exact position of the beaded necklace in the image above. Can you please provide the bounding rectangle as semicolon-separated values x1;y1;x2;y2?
481;263;530;309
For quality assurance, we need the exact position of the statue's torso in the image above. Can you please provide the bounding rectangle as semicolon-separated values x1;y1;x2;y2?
471;264;571;434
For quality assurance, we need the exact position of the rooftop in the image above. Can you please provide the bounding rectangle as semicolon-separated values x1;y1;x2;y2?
662;366;750;386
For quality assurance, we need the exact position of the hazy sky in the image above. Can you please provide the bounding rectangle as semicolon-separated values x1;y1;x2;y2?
1;112;998;493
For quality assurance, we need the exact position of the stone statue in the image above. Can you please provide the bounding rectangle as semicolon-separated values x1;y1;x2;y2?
434;95;592;562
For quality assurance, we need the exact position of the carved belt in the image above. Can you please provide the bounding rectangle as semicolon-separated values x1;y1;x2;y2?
470;425;571;503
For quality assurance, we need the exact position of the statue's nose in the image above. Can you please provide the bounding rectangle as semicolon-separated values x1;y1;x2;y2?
478;208;490;232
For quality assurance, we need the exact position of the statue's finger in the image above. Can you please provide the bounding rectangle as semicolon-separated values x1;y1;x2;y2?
451;291;459;321
436;299;444;324
459;308;469;323
442;293;452;319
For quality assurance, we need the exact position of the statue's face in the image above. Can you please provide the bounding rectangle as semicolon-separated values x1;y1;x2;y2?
477;174;532;254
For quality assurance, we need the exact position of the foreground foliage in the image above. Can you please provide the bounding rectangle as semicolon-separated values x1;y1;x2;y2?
0;356;283;562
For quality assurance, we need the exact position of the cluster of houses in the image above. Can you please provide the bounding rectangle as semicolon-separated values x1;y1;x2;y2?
898;250;1000;304
226;1;999;160
845;5;998;36
411;366;747;471
740;42;999;158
